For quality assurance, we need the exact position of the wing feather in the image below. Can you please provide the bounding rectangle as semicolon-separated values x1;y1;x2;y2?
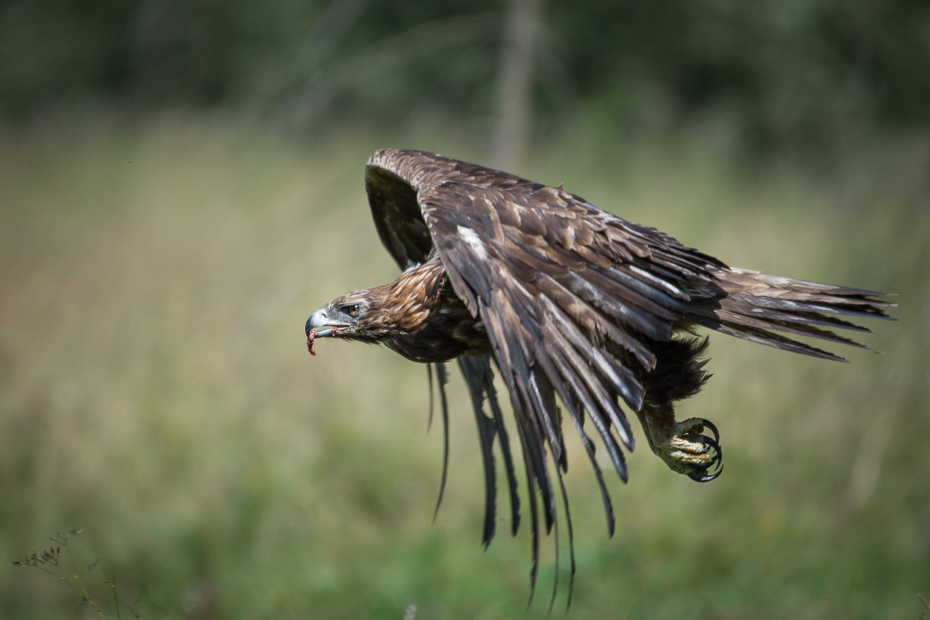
456;357;498;546
536;353;617;535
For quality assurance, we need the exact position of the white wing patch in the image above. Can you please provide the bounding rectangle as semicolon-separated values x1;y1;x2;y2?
457;225;489;260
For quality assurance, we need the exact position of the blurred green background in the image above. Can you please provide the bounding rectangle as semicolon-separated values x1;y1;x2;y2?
1;1;928;618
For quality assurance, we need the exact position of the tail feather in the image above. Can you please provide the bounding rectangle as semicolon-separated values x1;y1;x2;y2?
724;292;893;323
689;316;853;361
720;297;874;333
687;268;895;361
715;269;894;300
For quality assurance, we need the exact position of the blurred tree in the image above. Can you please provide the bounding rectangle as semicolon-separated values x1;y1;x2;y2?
492;0;542;170
1;0;928;153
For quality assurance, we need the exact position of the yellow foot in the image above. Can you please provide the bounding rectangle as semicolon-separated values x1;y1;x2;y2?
655;417;723;482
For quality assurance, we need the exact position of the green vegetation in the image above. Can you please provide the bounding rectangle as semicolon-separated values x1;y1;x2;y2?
0;114;927;618
13;528;141;619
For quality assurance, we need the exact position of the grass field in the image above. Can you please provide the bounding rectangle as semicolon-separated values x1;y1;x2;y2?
0;113;927;619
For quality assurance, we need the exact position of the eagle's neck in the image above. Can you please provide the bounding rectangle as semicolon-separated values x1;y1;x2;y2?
374;258;492;363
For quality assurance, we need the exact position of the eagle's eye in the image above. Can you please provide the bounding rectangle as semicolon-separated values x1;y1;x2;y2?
341;303;361;318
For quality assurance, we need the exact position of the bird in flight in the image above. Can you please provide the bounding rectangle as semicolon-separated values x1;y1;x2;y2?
305;149;893;598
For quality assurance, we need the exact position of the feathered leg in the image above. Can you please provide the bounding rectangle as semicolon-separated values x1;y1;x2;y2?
635;335;722;481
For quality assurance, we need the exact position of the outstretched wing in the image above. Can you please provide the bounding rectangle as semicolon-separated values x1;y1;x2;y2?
365;148;894;598
365;148;724;588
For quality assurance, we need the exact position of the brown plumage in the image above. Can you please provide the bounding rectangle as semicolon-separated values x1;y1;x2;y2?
306;149;894;600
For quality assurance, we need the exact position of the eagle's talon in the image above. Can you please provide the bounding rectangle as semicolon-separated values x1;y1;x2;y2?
699;432;721;463
688;427;723;482
651;417;723;481
699;418;720;443
702;444;721;468
688;465;722;483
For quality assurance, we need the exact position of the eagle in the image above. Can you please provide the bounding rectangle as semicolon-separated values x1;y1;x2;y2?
305;149;893;597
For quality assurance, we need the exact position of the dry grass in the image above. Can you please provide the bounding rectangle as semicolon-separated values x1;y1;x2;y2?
0;113;927;619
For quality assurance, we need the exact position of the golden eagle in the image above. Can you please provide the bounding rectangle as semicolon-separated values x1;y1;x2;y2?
305;149;892;595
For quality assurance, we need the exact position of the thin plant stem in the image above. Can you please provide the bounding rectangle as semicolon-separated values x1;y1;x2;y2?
104;566;122;620
63;539;108;620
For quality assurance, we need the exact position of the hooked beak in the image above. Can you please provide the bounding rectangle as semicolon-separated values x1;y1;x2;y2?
305;309;346;338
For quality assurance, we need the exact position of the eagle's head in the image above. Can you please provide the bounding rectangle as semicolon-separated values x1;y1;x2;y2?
305;257;484;362
305;287;392;345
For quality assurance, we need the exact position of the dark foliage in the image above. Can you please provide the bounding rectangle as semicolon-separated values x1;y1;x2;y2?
1;0;928;150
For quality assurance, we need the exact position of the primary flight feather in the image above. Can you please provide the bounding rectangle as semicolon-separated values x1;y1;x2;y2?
305;148;893;595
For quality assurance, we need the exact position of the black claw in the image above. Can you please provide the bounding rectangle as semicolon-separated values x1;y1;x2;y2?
702;444;721;468
699;418;720;443
688;419;723;483
688;468;722;482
